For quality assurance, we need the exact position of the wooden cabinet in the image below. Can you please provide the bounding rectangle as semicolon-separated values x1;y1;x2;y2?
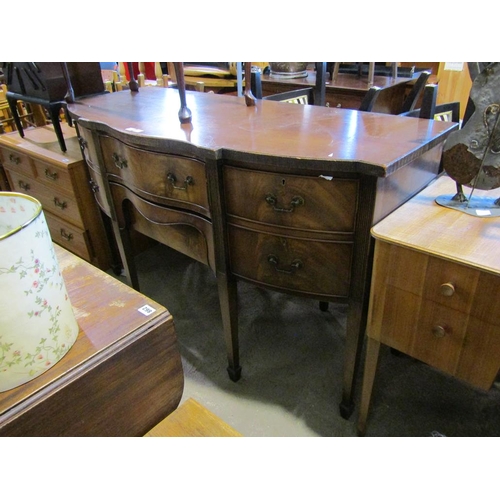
358;174;500;435
67;87;456;418
0;124;112;270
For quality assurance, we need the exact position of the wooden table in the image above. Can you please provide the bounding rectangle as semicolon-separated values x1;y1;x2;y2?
260;70;418;112
67;87;456;418
0;245;183;436
358;174;500;435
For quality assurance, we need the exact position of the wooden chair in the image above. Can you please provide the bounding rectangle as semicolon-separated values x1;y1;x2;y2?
399;84;460;122
251;62;326;106
358;72;431;115
399;71;431;113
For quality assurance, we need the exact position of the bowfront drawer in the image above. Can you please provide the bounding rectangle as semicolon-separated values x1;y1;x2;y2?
77;125;100;166
224;166;358;233
0;146;34;177
100;136;209;216
44;211;91;261
110;182;215;270
228;225;352;298
7;170;83;229
87;166;112;217
32;159;73;194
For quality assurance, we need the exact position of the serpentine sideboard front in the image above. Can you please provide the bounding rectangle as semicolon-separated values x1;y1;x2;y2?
68;87;457;418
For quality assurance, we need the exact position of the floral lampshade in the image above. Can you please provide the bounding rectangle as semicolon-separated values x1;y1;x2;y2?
0;192;79;392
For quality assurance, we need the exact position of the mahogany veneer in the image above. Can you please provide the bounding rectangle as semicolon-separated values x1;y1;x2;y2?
67;87;457;418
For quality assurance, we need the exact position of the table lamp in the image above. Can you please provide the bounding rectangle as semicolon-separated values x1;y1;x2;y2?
0;192;79;392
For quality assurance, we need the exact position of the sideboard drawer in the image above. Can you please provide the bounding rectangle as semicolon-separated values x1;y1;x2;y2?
77;125;100;166
101;136;209;216
224;165;358;233
227;224;352;298
0;146;33;177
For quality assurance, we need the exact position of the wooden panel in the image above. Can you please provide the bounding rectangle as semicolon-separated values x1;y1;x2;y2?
224;165;358;233
45;211;91;261
144;398;242;437
0;146;33;177
111;183;215;270
101;135;209;216
436;62;472;121
227;224;352;298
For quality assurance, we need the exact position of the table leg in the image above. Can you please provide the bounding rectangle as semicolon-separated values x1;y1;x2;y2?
357;337;381;436
217;273;241;381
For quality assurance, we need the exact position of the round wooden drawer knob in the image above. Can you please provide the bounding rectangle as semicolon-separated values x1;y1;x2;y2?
440;282;455;296
432;325;446;338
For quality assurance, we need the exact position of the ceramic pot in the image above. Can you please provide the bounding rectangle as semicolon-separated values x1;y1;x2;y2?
269;62;308;79
0;192;79;392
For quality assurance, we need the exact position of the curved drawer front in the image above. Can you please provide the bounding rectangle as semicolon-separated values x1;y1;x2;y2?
101;136;209;216
228;224;352;298
77;125;101;166
7;171;83;228
110;183;215;270
0;146;33;177
224;165;358;233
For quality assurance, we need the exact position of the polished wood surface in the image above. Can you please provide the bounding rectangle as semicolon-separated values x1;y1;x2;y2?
0;124;112;270
358;174;500;435
144;398;242;437
260;70;418;112
68;87;453;175
67;88;457;419
0;245;183;436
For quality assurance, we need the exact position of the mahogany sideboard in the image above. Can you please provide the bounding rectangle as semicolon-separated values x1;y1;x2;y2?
67;87;457;418
0;244;183;436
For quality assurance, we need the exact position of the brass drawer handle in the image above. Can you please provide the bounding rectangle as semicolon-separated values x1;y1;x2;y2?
78;137;88;151
53;197;68;210
45;168;59;181
167;173;194;190
265;194;304;212
60;229;74;241
9;153;20;164
432;325;447;338
267;254;303;274
440;282;455;297
112;153;128;169
18;180;30;191
89;179;100;193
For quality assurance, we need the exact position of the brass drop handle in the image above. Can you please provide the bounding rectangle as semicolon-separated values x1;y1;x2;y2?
167;173;194;190
45;168;59;181
60;229;74;241
265;194;304;212
112;153;128;169
267;254;303;274
432;325;446;338
78;137;88;151
440;282;455;296
9;153;20;164
53;197;68;210
89;179;99;193
18;180;30;191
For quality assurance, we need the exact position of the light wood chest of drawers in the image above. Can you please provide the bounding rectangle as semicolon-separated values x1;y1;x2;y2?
358;174;500;435
0;124;112;270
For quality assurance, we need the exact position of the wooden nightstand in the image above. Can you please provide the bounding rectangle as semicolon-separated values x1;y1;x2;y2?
358;174;500;435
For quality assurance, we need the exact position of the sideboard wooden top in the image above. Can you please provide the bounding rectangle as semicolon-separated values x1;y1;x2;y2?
68;87;456;177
